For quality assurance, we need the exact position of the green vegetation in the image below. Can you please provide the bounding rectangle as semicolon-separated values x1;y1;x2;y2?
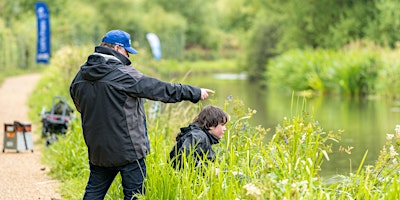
265;41;400;99
27;44;400;199
3;0;400;81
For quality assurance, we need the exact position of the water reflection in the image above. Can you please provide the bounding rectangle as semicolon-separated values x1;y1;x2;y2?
184;73;400;177
212;73;247;80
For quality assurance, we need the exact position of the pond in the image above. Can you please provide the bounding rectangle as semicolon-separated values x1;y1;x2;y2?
183;73;400;177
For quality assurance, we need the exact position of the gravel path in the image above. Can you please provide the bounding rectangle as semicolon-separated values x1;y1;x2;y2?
0;74;61;200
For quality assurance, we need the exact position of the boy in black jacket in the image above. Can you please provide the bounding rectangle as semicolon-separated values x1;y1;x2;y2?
169;105;229;170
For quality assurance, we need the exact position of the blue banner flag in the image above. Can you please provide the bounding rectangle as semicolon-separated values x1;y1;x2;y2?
35;2;50;64
146;33;162;60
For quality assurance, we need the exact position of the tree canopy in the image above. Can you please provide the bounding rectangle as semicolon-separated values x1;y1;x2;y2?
1;0;400;78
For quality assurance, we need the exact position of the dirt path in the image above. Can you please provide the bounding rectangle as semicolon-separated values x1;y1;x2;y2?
0;74;61;200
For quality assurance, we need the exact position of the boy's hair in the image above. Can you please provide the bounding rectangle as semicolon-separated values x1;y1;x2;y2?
192;105;229;130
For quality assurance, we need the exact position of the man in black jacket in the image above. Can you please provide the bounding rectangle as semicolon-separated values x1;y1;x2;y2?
70;29;214;200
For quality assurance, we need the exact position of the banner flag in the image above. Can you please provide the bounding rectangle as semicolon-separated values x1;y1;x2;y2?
35;2;51;64
146;33;162;60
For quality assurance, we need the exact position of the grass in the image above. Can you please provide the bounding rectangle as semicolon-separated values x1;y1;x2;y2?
32;94;400;199
0;67;44;85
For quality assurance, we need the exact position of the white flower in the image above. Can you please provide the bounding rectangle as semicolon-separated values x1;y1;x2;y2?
389;145;399;158
387;134;394;141
281;179;289;185
395;125;400;134
300;134;306;144
243;183;262;198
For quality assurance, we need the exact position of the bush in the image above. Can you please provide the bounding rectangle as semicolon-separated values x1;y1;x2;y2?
266;45;383;97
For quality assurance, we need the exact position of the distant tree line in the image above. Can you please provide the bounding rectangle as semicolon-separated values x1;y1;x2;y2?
1;0;400;80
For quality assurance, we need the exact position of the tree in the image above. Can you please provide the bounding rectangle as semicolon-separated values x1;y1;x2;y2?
151;0;219;49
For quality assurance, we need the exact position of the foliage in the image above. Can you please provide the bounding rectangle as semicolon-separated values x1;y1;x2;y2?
265;43;388;97
4;0;400;78
243;0;400;78
1;0;249;68
325;1;375;49
0;16;41;75
217;0;260;33
375;47;400;99
150;0;218;49
244;10;282;81
50;1;106;49
259;0;376;49
150;59;239;79
365;0;400;47
141;6;187;60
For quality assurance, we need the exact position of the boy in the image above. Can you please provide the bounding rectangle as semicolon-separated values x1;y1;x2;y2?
169;105;229;170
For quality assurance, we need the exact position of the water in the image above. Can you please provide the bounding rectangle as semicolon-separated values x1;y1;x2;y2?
183;73;400;177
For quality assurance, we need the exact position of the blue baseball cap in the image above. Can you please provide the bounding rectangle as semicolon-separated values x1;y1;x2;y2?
101;30;138;54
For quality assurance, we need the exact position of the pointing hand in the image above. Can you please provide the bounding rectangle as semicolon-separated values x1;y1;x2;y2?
200;88;215;100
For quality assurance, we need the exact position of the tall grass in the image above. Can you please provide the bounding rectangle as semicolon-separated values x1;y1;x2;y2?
266;41;400;99
37;94;400;199
29;45;400;199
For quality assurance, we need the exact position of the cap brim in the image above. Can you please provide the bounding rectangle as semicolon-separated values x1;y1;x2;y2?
125;47;138;54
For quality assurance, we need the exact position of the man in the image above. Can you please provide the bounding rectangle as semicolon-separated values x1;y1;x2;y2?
70;29;214;200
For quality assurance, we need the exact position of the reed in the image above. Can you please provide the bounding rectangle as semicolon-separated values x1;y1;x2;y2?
265;43;400;98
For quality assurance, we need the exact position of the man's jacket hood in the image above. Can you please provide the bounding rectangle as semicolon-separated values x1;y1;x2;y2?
81;46;131;81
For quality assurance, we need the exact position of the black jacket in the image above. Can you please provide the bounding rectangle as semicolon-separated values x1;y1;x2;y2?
70;46;201;167
169;123;219;169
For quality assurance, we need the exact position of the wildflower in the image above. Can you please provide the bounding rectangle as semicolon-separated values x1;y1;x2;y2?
300;134;306;144
241;123;247;131
281;179;289;185
365;165;373;173
339;146;354;154
380;146;387;156
291;180;308;194
389;145;399;158
395;125;400;135
395;125;400;141
299;180;309;193
284;137;289;145
227;95;233;101
387;134;394;141
243;183;263;200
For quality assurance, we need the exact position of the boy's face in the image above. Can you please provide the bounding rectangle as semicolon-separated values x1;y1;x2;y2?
209;123;226;140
